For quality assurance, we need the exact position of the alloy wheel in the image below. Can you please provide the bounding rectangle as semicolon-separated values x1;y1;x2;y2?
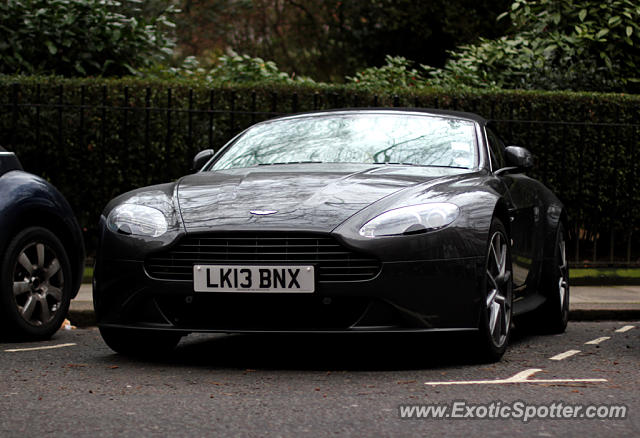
12;241;65;326
485;230;512;347
558;233;569;312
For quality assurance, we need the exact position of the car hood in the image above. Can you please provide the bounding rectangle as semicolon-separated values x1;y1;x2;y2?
176;163;466;232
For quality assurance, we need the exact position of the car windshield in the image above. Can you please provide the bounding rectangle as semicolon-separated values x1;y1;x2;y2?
209;113;478;170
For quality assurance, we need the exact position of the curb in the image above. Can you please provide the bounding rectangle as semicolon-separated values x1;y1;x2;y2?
569;308;640;321
68;309;96;328
571;278;640;286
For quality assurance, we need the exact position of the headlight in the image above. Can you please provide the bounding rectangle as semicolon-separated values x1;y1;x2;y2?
107;204;169;237
359;203;459;238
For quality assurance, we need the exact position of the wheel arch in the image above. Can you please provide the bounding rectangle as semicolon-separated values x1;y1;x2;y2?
543;204;568;262
492;199;512;238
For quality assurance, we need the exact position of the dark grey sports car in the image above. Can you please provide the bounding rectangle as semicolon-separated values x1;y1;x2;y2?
94;109;569;361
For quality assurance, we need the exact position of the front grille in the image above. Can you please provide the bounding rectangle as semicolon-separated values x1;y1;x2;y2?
145;232;381;283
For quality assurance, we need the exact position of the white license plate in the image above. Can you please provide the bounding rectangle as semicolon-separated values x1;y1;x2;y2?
193;265;315;293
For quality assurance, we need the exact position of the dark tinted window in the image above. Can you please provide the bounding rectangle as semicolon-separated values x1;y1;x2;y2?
486;128;506;171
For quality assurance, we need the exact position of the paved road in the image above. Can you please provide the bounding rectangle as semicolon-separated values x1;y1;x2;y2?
1;321;638;437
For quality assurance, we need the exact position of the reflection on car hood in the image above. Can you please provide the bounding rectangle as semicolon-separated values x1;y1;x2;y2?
176;163;463;232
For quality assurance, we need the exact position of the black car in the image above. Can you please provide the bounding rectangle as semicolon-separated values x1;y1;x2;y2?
94;109;569;361
0;147;85;340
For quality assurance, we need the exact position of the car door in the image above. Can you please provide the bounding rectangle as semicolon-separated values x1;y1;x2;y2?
486;127;538;293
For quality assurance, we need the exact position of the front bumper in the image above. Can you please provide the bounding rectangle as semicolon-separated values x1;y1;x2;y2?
94;255;485;334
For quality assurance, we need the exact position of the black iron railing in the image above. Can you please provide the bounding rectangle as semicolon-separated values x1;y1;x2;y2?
1;82;639;266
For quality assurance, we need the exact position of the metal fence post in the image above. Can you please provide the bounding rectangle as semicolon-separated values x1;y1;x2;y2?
35;84;41;152
144;87;151;184
166;88;172;177
123;86;129;154
79;85;85;153
10;83;18;151
208;89;214;150
100;85;107;197
229;91;236;136
57;85;63;154
331;93;338;108
188;88;194;154
251;92;257;124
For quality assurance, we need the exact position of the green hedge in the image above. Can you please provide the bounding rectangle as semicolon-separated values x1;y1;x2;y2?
1;75;639;261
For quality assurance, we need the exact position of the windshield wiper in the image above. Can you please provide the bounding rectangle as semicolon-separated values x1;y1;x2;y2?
257;161;324;166
374;162;469;169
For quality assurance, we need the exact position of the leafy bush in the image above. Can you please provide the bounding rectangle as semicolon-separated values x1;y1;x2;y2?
426;0;640;92
0;0;177;77
346;55;427;89
210;53;313;84
144;51;316;84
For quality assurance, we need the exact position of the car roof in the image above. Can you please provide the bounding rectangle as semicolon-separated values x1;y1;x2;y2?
265;108;488;125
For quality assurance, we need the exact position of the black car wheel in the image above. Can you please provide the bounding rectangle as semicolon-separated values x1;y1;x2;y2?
533;223;570;333
475;218;513;362
99;327;182;357
0;227;72;340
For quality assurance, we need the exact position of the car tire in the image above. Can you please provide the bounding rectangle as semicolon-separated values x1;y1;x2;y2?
99;327;182;357
0;227;72;340
532;223;570;334
474;218;513;362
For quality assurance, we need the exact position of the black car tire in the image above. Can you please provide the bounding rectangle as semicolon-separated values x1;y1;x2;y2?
531;223;570;334
474;218;513;362
0;227;72;340
99;327;182;357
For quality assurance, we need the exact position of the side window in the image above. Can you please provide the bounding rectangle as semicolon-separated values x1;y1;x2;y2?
486;128;506;171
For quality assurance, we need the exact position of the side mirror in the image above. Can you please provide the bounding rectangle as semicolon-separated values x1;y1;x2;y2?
192;149;215;171
503;146;533;172
0;149;23;176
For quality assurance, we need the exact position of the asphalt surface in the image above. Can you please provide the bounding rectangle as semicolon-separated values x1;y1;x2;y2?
1;321;638;437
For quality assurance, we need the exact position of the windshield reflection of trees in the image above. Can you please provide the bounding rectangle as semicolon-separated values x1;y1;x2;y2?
212;115;476;170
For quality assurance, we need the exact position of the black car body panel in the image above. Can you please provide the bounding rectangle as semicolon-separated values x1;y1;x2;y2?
0;150;85;299
93;109;567;337
176;164;472;232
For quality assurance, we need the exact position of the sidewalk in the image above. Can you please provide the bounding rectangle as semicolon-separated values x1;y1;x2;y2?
68;284;640;328
569;285;640;320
